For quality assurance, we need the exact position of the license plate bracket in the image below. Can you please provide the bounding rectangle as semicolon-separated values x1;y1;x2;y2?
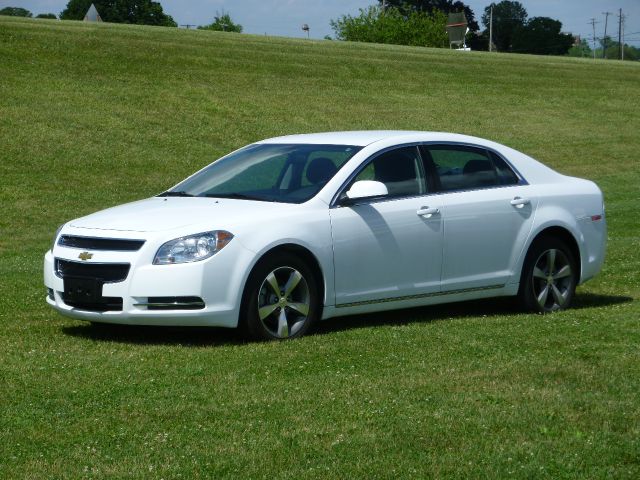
63;277;103;303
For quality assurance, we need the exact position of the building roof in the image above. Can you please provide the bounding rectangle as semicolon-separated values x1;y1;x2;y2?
84;3;102;22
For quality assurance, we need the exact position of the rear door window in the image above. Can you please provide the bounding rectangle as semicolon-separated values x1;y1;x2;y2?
489;151;520;185
422;145;518;192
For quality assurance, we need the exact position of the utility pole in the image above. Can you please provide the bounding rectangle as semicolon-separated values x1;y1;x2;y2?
621;14;625;61
617;9;626;60
618;9;622;60
489;5;493;52
588;18;599;59
602;11;612;59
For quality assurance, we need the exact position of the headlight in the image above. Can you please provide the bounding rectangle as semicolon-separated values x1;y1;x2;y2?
153;231;233;265
51;224;64;252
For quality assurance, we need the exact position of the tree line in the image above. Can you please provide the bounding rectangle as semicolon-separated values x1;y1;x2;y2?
331;1;575;55
0;1;243;33
0;6;56;18
0;1;176;25
2;0;637;59
332;0;638;59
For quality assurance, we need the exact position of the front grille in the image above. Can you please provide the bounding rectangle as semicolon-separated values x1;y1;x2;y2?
58;235;145;252
55;259;130;283
62;296;123;312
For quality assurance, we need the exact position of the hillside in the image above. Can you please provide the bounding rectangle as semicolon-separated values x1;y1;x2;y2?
1;16;639;478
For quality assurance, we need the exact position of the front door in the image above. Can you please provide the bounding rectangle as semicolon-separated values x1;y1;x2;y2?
330;146;444;306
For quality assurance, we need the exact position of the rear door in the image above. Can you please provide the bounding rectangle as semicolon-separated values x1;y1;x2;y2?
421;144;537;292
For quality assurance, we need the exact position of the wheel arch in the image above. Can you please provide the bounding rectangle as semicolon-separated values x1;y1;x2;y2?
242;242;326;312
521;225;582;283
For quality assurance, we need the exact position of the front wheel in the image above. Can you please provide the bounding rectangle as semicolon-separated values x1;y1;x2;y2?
519;237;578;313
241;253;320;340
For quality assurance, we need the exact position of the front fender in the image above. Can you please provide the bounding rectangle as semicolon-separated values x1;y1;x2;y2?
232;204;334;309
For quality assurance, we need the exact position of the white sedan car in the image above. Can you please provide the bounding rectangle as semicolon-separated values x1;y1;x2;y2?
45;131;606;339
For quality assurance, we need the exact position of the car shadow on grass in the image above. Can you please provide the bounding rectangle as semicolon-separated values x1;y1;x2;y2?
570;292;633;309
61;323;246;347
61;292;632;346
316;292;633;335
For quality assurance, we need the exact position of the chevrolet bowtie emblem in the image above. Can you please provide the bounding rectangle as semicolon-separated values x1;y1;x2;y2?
78;251;93;261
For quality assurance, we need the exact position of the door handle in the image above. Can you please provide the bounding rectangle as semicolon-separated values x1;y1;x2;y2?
510;197;530;208
417;207;440;218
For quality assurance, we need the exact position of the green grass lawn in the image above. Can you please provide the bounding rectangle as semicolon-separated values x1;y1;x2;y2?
1;16;639;479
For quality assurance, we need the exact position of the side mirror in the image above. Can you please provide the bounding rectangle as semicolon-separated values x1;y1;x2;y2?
342;180;388;204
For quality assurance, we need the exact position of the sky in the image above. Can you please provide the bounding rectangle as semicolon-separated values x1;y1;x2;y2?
3;0;640;47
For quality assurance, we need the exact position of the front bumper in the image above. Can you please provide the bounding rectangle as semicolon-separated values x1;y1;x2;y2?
44;233;253;327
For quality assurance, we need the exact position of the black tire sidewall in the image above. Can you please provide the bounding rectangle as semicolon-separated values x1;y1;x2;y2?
240;252;320;340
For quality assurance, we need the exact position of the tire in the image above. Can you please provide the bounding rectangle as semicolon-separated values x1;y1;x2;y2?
241;252;320;340
518;236;578;313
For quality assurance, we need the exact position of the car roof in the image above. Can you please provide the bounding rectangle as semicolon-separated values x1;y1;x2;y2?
257;131;494;147
256;130;564;185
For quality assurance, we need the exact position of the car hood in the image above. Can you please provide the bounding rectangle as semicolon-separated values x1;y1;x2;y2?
69;197;296;233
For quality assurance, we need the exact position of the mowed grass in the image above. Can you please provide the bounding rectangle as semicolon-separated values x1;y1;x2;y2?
1;16;639;478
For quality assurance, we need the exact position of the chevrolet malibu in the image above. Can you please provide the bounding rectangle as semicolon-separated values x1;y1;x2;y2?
45;131;606;339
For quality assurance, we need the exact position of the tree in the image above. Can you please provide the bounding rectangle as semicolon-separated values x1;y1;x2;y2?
567;38;592;58
467;30;489;51
596;37;640;61
0;7;33;17
379;0;478;31
481;1;527;52
198;12;242;33
511;17;573;55
60;0;176;27
36;13;58;19
622;45;640;61
331;5;447;48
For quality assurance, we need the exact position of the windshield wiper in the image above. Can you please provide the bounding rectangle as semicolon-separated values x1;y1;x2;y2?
203;193;275;202
158;190;194;197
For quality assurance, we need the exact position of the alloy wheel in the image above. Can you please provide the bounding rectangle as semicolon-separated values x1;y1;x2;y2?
531;248;574;311
257;266;310;338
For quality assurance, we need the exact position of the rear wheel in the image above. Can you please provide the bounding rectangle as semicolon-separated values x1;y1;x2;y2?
519;237;578;313
241;252;319;340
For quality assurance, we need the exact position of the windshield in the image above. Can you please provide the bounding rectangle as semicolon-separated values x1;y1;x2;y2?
162;144;362;203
